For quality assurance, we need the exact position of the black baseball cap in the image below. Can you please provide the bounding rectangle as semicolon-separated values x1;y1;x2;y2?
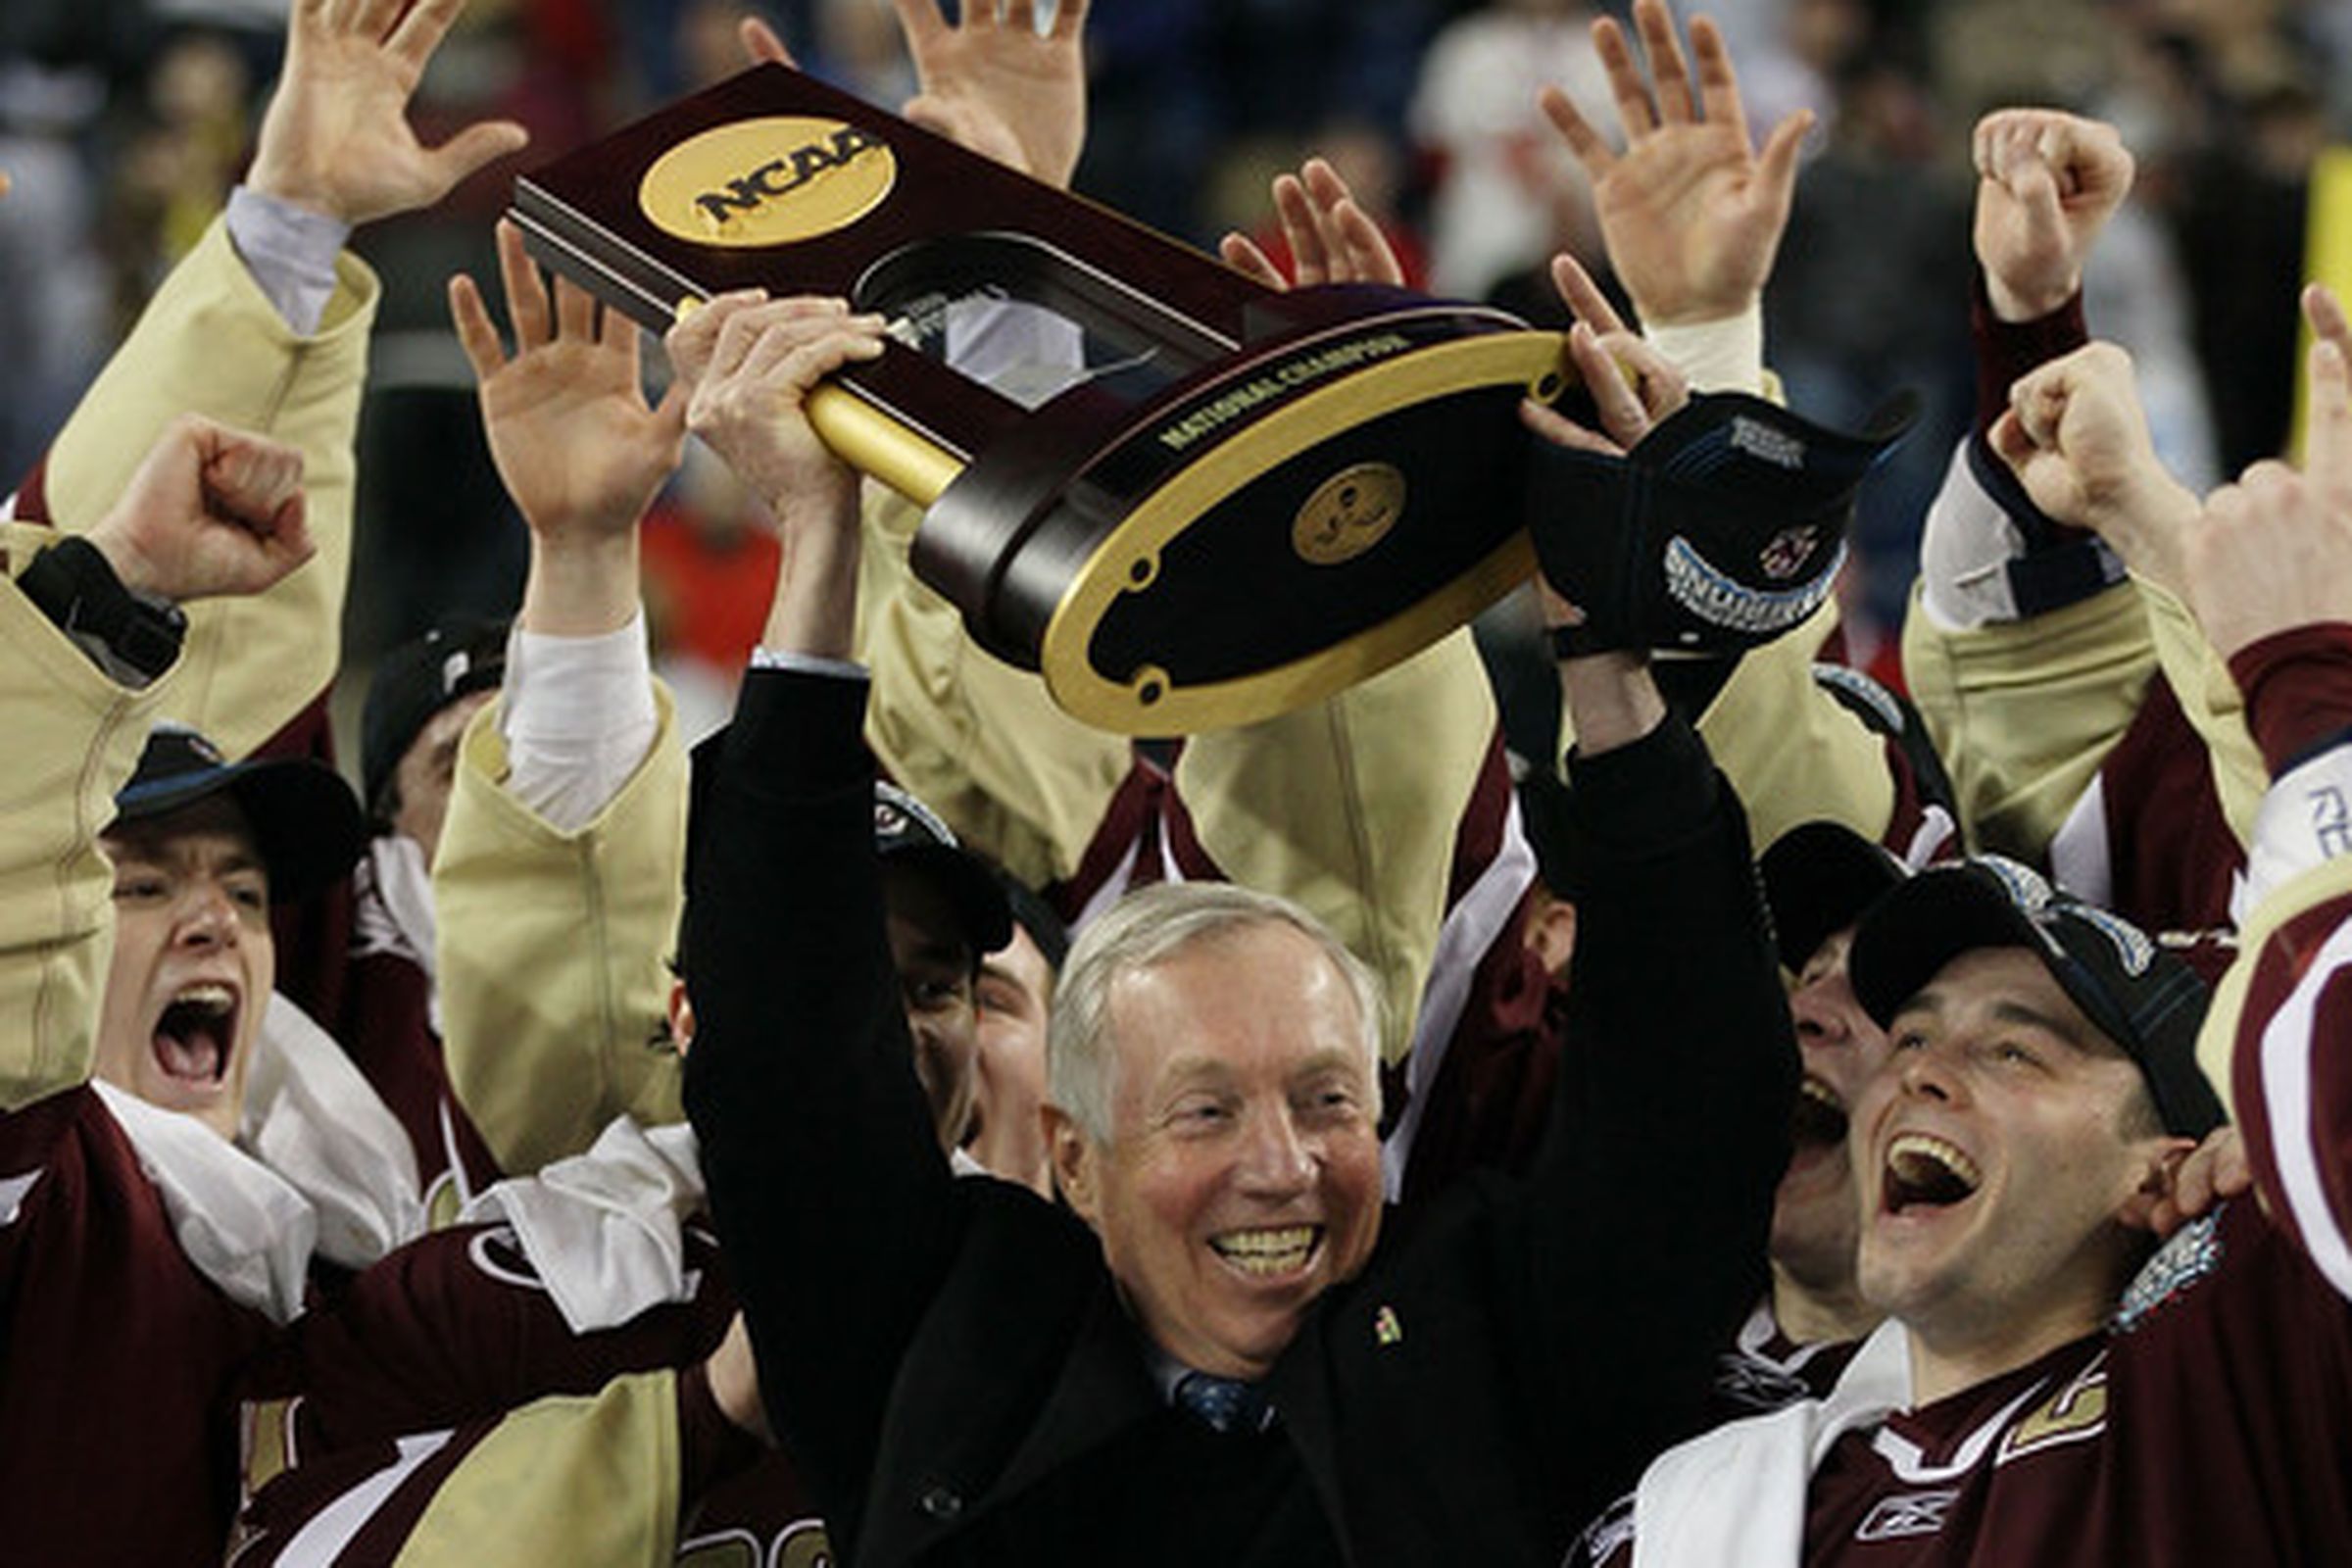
361;617;509;818
112;723;367;904
872;782;1012;957
1759;820;1909;974
675;731;1011;979
1847;857;2224;1138
1527;388;1919;657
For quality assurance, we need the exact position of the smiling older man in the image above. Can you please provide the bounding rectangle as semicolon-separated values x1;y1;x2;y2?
673;277;1800;1562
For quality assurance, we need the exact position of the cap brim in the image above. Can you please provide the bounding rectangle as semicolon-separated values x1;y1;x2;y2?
115;758;366;905
1759;821;1907;972
883;844;1013;956
1847;867;2051;1030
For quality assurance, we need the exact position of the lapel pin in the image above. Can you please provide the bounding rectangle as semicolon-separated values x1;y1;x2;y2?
1374;1305;1403;1347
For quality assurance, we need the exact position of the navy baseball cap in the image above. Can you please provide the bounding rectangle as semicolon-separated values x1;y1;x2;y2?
361;617;508;818
1847;857;2224;1138
113;724;367;905
1759;820;1908;974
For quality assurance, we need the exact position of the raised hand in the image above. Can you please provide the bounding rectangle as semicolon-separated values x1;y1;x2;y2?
1218;157;1406;289
2146;1125;2252;1238
85;416;315;603
1520;252;1690;457
665;294;891;659
1518;252;1690;642
893;0;1089;188
449;220;688;633
2179;288;2352;660
1539;0;1810;327
247;0;529;227
1971;110;2134;323
1991;341;2198;590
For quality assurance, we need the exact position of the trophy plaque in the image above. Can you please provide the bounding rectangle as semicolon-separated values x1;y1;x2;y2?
512;63;1576;734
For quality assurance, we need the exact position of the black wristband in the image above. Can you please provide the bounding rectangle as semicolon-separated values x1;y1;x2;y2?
18;535;187;682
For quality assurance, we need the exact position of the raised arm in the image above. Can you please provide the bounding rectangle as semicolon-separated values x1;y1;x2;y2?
669;294;946;1526
1536;4;1940;858
1515;367;1793;1504
1899;109;2180;876
2187;302;2352;1289
3;416;313;1111
14;0;523;760
432;222;693;1172
1539;0;1809;388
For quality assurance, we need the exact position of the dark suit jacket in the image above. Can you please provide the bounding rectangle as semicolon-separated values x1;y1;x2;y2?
684;668;1794;1567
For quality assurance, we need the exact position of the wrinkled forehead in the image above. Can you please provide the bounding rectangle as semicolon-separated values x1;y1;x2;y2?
1108;924;1369;1064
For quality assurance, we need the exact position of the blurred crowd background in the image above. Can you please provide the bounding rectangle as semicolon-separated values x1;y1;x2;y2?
3;0;2344;711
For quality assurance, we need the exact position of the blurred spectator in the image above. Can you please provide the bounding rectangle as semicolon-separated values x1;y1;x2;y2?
1409;0;1608;299
1766;43;1972;641
0;65;109;485
104;29;252;322
1078;0;1222;237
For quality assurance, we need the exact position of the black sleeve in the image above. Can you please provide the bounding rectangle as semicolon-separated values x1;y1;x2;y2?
1524;711;1795;1492
680;667;960;1542
17;536;185;684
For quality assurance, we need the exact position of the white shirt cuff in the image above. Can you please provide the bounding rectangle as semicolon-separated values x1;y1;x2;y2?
224;185;351;336
1643;302;1766;397
749;646;869;680
500;613;661;831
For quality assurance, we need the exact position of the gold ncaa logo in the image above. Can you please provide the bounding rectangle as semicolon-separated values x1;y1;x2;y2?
640;116;897;247
1293;462;1406;565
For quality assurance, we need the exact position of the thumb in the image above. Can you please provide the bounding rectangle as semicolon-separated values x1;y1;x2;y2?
739;15;797;68
1756;109;1813;205
2305;337;2351;488
1989;407;2039;473
204;436;306;532
424;121;532;197
2006;154;2066;250
652;374;693;441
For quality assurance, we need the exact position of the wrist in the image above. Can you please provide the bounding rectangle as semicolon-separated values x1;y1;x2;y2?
1984;270;2078;325
20;536;188;684
1557;651;1664;759
518;532;641;636
244;156;346;227
80;523;167;600
1641;302;1766;396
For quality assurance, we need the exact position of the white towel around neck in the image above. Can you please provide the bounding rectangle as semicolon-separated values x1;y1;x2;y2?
1631;1319;1912;1568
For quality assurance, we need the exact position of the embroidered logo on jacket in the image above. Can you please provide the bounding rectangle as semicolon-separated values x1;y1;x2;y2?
2113;1209;2225;1332
1855;1490;1959;1541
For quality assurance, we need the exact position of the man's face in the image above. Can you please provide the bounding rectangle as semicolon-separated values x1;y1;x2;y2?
1054;922;1384;1381
883;865;981;1152
1851;947;2180;1359
967;924;1055;1192
1770;929;1889;1304
389;690;495;866
95;797;275;1142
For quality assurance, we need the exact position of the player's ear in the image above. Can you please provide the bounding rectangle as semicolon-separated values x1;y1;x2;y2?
1045;1105;1100;1223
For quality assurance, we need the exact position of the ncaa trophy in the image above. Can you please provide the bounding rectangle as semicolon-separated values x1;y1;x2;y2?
511;63;1575;734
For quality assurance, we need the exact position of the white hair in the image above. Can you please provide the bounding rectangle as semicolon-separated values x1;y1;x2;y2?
1047;881;1385;1144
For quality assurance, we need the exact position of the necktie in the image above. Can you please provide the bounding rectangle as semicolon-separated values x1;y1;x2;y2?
1174;1370;1271;1435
